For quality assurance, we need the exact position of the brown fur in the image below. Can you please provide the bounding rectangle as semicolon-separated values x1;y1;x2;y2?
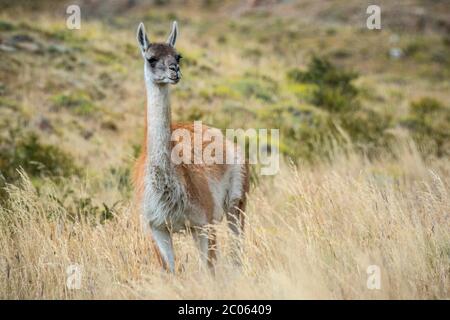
133;121;231;223
145;43;178;60
133;118;245;271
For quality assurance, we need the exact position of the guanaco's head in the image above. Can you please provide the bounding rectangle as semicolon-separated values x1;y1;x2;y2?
137;21;181;85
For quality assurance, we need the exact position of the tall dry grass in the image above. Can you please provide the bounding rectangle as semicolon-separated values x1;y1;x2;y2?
0;146;449;299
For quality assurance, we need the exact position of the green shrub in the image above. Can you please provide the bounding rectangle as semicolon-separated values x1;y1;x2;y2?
93;48;120;66
51;91;97;116
214;102;257;129
47;190;119;224
287;56;359;113
258;103;335;160
183;106;209;122
312;86;357;113
230;75;278;103
404;98;450;157
285;56;394;157
0;123;79;202
0;122;79;203
0;128;78;182
340;108;393;149
0;20;15;31
46;28;87;46
108;166;132;197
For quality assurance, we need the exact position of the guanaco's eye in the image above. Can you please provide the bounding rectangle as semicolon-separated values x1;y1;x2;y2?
175;54;182;62
147;57;158;66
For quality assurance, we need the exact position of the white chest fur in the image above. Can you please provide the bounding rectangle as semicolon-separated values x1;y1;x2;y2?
142;70;188;230
143;165;187;229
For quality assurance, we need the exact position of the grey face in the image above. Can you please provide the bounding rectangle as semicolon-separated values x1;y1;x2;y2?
144;44;181;84
137;21;181;85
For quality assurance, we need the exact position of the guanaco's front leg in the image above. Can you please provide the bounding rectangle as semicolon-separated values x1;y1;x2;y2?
151;226;175;273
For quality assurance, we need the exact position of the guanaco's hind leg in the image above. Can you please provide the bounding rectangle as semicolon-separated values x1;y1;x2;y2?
192;226;217;271
225;161;248;265
226;198;246;265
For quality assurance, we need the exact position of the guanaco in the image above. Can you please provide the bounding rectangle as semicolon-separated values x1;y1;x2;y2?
133;21;249;272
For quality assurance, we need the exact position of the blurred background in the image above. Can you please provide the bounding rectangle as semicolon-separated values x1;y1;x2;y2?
1;0;449;191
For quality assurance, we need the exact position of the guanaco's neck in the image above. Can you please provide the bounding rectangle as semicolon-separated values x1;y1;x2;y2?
145;65;172;167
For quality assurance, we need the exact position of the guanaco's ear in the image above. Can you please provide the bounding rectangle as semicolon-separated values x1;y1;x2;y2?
166;21;178;47
137;22;149;55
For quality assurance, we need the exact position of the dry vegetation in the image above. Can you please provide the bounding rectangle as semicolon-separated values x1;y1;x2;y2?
0;0;449;299
1;146;449;299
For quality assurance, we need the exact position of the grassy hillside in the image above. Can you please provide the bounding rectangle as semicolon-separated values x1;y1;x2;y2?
0;0;449;299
